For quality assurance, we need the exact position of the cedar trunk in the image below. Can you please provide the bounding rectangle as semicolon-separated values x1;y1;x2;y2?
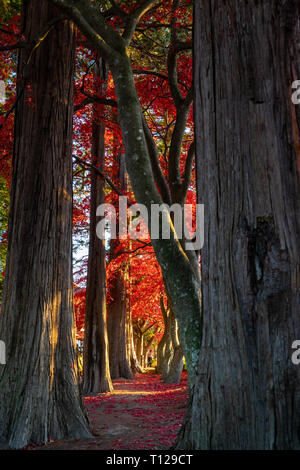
83;59;112;394
0;1;90;448
176;0;300;449
107;153;135;380
165;306;183;384
158;298;173;380
107;268;133;380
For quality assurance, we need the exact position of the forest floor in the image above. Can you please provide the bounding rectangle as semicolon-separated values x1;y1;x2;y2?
20;369;188;451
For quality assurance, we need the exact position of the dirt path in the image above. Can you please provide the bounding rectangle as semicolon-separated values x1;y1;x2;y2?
20;370;188;450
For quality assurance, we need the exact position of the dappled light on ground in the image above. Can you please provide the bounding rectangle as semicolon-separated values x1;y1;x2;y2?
8;371;189;450
84;372;188;450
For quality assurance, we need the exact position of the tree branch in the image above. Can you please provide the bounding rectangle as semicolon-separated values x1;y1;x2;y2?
141;114;172;206
0;41;29;51
179;140;195;203
168;94;193;198
73;155;135;205
49;0;125;60
122;0;158;44
74;91;117;112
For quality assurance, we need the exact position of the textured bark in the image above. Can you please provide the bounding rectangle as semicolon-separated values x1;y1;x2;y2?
0;1;91;448
129;327;143;374
83;59;112;394
176;0;300;450
165;307;183;384
159;298;173;380
107;269;133;380
165;344;183;384
134;322;145;369
160;335;173;380
107;153;134;380
156;334;166;374
158;296;183;383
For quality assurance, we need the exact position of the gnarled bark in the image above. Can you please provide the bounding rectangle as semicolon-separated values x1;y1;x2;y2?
176;0;300;450
0;1;91;448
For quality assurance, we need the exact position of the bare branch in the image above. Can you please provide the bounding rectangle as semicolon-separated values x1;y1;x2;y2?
73;155;135;206
109;241;153;260
74;91;117;112
133;68;168;81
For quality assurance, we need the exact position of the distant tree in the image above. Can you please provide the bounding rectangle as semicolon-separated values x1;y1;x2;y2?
48;0;202;387
83;57;113;394
107;152;136;380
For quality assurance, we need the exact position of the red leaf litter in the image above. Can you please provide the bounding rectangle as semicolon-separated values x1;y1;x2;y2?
25;371;188;451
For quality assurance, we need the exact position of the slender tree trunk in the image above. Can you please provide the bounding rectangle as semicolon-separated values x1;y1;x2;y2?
156;335;166;374
107;268;133;379
107;153;134;379
165;306;183;384
159;298;173;380
0;1;91;448
134;327;144;369
83;58;112;394
157;298;168;374
126;249;143;374
129;313;143;374
176;0;300;449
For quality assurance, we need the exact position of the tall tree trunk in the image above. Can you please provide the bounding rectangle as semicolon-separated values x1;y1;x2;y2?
107;267;133;379
134;324;144;369
127;292;143;374
0;1;91;448
177;0;300;449
83;58;112;394
165;306;183;384
159;297;173;380
107;153;134;380
128;310;143;374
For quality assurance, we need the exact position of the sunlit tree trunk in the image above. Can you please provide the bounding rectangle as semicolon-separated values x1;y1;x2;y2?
107;263;133;380
83;58;112;394
134;321;144;369
165;306;183;384
158;297;173;379
176;0;300;449
0;0;91;448
128;309;143;374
